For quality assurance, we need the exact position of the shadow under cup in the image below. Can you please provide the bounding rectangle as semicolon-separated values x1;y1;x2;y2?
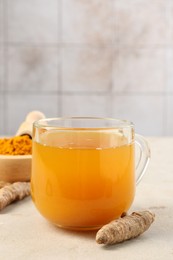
31;117;150;230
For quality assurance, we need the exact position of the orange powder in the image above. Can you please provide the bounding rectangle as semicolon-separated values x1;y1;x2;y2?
0;135;32;155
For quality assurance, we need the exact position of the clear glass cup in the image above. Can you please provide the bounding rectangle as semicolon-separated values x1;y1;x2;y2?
31;117;150;230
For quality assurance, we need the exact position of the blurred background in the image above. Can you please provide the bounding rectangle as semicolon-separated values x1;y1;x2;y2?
0;0;172;136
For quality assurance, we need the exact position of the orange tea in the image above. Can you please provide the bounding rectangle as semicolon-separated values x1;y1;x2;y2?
31;130;135;230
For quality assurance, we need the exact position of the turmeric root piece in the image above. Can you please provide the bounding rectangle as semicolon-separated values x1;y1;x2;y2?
96;210;155;245
0;181;11;189
0;182;30;210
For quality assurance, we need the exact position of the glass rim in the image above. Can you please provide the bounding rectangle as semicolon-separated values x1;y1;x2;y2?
33;117;134;129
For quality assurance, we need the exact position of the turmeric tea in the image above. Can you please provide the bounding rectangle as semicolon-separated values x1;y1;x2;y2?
0;135;32;155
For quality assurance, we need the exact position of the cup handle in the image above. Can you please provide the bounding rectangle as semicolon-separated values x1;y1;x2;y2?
135;134;151;185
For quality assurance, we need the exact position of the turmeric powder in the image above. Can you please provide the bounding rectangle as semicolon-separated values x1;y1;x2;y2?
0;182;30;210
96;211;155;245
0;135;32;155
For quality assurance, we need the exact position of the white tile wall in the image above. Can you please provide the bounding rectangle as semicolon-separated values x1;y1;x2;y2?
62;0;115;45
165;95;173;135
62;46;113;92
113;48;166;93
6;94;59;135
115;0;167;46
111;95;165;136
0;92;4;132
7;46;60;92
0;0;3;44
0;46;3;91
61;94;111;117
166;48;173;93
0;0;172;136
7;0;59;44
167;1;173;45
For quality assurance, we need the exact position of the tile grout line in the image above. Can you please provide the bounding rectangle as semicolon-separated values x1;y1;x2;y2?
57;0;63;116
2;0;8;134
3;90;173;96
163;0;170;136
5;42;172;49
0;0;5;135
107;0;117;117
110;0;120;117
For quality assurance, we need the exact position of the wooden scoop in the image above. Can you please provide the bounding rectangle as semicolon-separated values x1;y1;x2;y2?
16;110;46;137
0;111;45;183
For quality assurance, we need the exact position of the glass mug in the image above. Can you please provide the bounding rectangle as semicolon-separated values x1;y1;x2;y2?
31;117;150;230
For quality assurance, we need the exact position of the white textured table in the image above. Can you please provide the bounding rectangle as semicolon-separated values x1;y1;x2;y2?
0;138;173;260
